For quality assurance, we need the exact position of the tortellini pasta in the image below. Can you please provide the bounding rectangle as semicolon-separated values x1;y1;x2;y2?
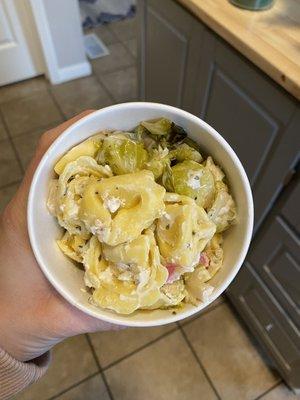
205;157;237;232
57;231;90;263
48;118;237;314
79;170;165;246
84;231;168;314
185;233;224;302
156;193;216;272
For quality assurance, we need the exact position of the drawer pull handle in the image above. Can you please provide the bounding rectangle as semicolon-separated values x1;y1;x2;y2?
265;323;273;332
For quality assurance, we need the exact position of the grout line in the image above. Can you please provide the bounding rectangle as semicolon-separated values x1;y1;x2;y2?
179;300;226;328
94;64;138;105
46;87;67;122
179;327;222;400
94;61;136;82
103;325;179;371
122;40;137;59
0;109;25;174
103;23;122;44
107;17;137;45
254;381;282;400
85;334;115;400
0;179;21;191
102;302;225;373
47;372;99;400
92;72;116;105
1;119;65;141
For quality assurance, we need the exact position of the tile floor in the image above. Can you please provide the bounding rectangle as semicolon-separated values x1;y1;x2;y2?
0;17;297;400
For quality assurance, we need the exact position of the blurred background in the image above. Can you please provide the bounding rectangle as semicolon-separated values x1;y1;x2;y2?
0;0;299;399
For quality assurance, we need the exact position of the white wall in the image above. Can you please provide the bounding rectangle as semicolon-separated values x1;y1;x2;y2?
31;0;91;84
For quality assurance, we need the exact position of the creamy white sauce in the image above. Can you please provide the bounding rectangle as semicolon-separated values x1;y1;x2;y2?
199;283;214;303
137;269;150;288
104;196;122;213
187;170;203;190
67;203;79;218
118;271;133;281
116;262;130;272
98;268;113;283
90;219;109;241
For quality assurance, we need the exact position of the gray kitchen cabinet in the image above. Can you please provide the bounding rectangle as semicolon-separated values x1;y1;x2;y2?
138;0;300;391
138;0;205;111
228;261;300;390
228;176;300;390
138;0;299;231
191;32;299;230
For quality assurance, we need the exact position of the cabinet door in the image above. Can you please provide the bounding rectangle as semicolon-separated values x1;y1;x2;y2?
249;216;300;331
192;31;298;229
138;0;205;111
228;263;300;390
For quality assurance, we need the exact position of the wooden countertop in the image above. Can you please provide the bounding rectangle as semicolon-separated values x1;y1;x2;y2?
177;0;300;100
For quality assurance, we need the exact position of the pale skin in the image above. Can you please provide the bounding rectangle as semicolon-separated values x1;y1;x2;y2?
0;111;121;363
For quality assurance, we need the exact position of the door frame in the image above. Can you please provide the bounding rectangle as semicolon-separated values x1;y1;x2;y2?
29;0;91;85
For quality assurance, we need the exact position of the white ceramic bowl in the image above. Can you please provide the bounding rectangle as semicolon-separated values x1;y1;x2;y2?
28;102;253;327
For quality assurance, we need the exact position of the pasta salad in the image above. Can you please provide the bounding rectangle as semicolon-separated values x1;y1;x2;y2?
47;118;237;314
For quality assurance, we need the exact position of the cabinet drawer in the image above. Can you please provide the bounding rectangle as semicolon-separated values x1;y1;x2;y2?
228;263;300;389
249;217;300;329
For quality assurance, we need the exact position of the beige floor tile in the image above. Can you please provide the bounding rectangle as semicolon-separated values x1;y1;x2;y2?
1;92;62;137
92;43;135;77
0;116;8;140
109;18;137;42
89;324;176;368
13;126;53;169
14;335;98;400
179;295;226;326
124;38;137;58
0;182;20;213
0;76;47;105
100;66;137;102
89;25;119;45
184;303;279;400
105;330;217;400
55;374;110;400
50;75;113;119
260;383;300;399
0;139;22;187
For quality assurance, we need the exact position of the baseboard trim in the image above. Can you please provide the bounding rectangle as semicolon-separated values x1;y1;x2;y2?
50;61;92;85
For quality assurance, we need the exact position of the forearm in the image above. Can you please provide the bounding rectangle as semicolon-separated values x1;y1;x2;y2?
0;347;50;400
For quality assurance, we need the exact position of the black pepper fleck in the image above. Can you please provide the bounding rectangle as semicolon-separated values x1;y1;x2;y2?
166;224;170;230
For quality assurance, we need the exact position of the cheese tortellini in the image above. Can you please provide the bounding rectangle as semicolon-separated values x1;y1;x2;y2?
48;118;237;314
156;193;216;270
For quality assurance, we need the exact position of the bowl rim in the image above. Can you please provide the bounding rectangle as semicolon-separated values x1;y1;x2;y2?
27;102;254;326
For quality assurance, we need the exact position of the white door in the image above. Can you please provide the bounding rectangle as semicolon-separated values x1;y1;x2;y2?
0;0;44;86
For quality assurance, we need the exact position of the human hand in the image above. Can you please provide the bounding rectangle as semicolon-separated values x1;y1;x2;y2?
0;111;122;363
